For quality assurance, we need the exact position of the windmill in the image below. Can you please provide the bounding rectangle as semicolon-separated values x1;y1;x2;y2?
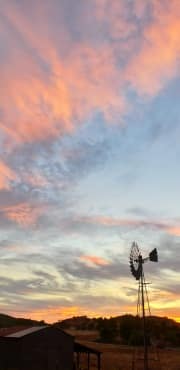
129;242;158;370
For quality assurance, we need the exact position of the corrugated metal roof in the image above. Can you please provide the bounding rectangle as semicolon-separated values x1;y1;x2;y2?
0;326;30;337
6;326;47;338
74;341;101;354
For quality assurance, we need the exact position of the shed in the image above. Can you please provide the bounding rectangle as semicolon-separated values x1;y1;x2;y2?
0;325;74;370
74;341;101;370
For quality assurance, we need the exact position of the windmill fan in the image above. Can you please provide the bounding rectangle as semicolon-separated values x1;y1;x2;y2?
130;241;158;280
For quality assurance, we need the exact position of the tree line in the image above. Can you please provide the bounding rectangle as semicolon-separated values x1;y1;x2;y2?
58;314;180;347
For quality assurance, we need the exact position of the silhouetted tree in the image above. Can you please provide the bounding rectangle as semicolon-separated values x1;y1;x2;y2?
98;317;117;343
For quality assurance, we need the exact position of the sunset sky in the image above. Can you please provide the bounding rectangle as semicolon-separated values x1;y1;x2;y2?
0;0;180;323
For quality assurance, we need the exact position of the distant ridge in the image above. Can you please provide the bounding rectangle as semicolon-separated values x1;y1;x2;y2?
0;313;46;328
55;314;180;347
56;314;180;329
0;313;179;347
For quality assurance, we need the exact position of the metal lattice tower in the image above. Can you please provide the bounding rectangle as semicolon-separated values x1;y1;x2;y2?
129;242;160;370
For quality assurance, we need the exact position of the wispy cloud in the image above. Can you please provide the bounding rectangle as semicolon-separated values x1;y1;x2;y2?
64;214;180;237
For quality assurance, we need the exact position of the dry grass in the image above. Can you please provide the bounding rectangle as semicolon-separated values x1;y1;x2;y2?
67;330;99;342
71;331;180;370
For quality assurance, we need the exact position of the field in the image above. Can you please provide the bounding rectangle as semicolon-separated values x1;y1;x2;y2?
70;331;180;370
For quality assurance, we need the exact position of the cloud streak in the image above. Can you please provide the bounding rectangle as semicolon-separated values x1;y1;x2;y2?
80;255;110;266
63;214;180;237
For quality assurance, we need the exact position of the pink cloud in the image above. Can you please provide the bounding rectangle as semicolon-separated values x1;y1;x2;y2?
82;215;165;229
91;1;180;96
0;0;179;150
1;202;43;227
125;0;180;95
80;255;109;266
167;226;180;237
93;0;136;40
0;160;17;190
81;215;180;237
23;173;48;188
0;2;126;147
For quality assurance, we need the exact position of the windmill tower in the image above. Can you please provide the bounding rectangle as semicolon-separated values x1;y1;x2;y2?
129;242;160;370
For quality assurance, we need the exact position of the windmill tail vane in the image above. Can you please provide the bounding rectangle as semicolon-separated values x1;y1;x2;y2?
149;248;158;262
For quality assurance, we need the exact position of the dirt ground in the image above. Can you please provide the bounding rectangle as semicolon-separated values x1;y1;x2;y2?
70;332;180;370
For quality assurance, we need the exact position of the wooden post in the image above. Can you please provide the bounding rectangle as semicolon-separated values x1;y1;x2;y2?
87;352;90;370
97;353;101;370
77;352;80;369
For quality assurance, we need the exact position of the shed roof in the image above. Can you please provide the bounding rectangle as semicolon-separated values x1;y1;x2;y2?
6;326;47;338
74;341;101;355
0;326;30;337
0;325;74;340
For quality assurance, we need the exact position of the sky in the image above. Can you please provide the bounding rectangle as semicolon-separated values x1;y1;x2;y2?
0;0;180;323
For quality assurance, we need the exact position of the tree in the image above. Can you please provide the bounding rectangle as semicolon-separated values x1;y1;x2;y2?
98;318;117;343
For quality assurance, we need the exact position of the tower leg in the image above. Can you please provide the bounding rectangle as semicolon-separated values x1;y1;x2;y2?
141;269;148;370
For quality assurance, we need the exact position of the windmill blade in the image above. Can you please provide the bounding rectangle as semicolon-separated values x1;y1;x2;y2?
129;242;142;280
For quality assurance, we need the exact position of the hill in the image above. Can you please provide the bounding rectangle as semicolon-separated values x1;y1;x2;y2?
1;312;179;347
0;313;45;328
56;314;180;347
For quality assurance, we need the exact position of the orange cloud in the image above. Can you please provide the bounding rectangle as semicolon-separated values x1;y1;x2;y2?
167;226;180;237
137;287;180;322
2;202;43;227
0;2;126;146
11;302;180;324
1;45;125;145
0;160;16;190
11;304;129;323
125;1;180;95
12;306;94;324
1;0;179;148
80;255;109;266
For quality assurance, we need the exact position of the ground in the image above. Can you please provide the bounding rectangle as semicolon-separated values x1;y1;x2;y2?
70;330;180;370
